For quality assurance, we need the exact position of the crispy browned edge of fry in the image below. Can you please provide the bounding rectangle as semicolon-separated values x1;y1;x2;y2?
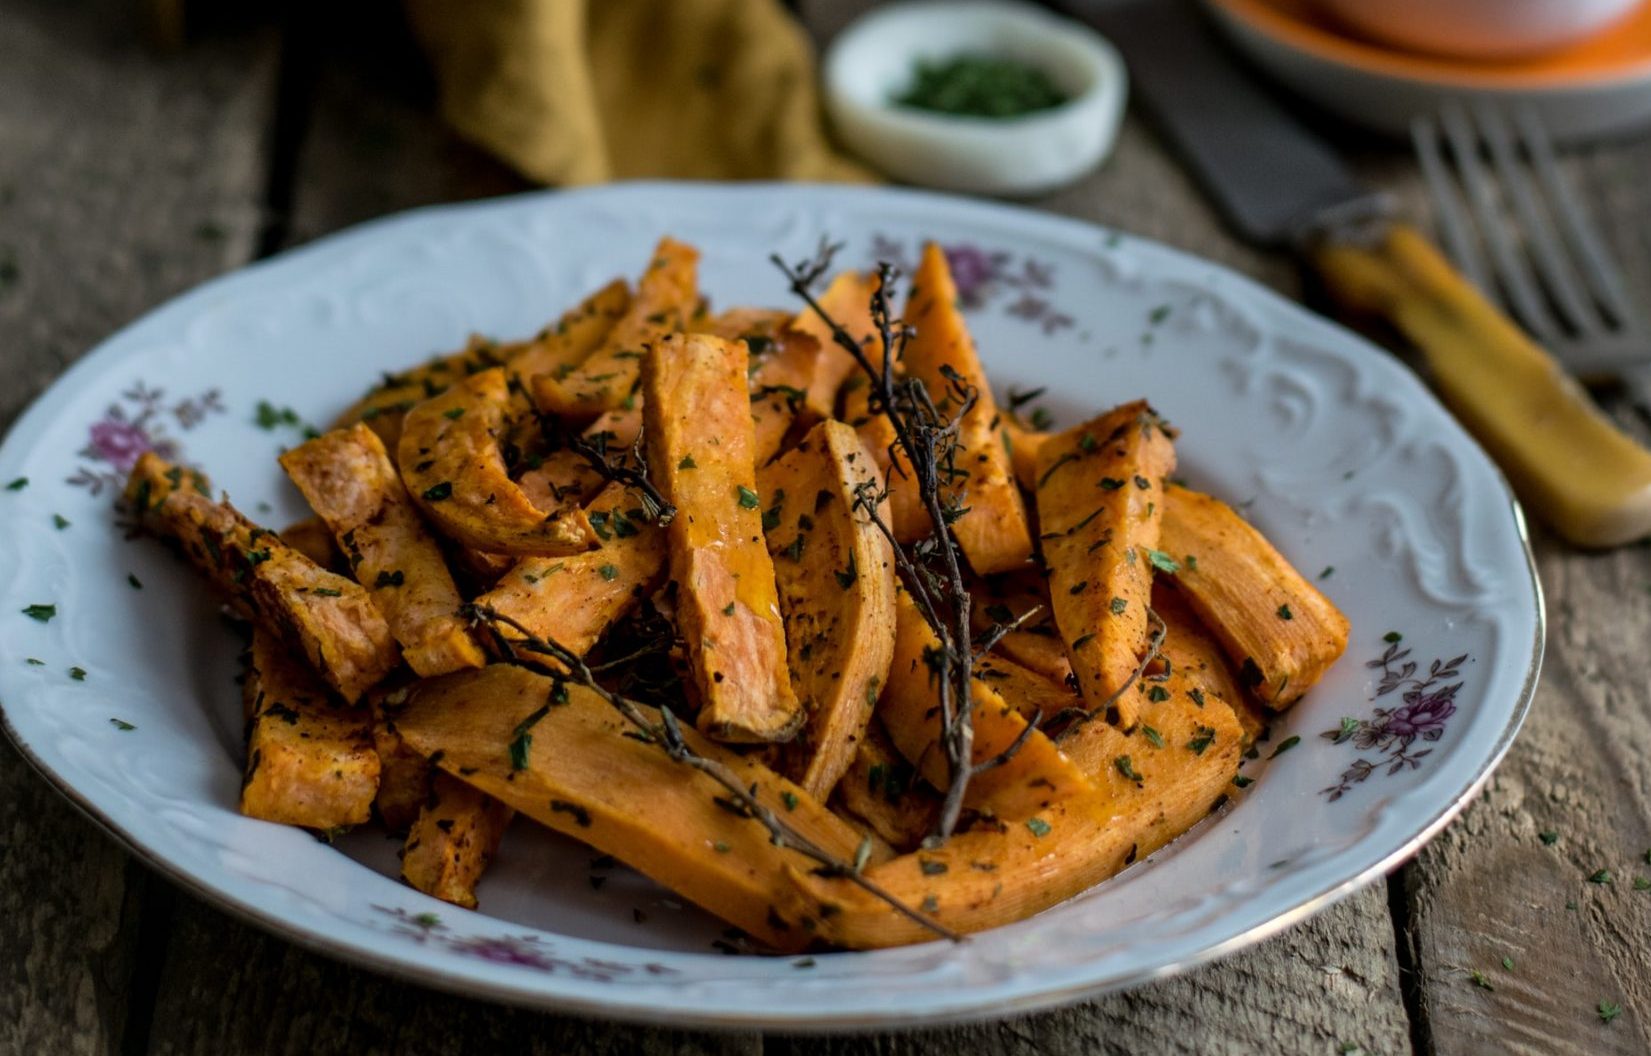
399;770;514;909
397;367;596;556
123;452;400;703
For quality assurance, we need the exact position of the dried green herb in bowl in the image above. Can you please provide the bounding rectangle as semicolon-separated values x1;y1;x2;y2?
894;53;1069;119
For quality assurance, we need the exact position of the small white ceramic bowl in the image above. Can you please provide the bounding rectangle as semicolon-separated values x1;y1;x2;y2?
823;0;1127;197
1318;0;1643;60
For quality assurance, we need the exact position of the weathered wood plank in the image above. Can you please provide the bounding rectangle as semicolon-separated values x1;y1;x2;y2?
145;901;759;1056
1398;535;1651;1056
775;887;1407;1056
1397;142;1651;1056
0;1;278;1054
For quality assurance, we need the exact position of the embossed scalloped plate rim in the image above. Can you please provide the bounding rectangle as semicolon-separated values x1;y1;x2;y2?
0;182;1543;1030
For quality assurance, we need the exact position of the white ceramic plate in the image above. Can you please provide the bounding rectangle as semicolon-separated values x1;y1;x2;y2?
0;183;1541;1030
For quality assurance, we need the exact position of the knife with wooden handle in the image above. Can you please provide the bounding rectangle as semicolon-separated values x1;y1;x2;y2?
1065;0;1651;547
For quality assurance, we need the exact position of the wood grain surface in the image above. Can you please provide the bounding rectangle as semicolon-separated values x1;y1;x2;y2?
0;1;277;1054
4;0;1650;1052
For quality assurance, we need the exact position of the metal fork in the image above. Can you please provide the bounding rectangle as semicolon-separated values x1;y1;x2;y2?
1412;103;1651;393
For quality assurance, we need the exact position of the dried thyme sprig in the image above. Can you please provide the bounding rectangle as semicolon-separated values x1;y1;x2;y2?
773;241;984;840
562;429;676;525
463;603;963;944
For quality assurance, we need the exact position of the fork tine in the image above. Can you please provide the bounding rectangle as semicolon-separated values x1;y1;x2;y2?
1514;106;1640;329
1412;115;1494;297
1473;102;1603;335
1439;103;1561;341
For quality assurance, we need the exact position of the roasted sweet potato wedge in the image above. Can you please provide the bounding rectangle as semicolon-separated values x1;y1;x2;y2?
1035;400;1177;729
516;407;643;514
756;420;897;799
779;676;1241;948
398;367;595;557
124;453;399;702
502;278;631;393
971;571;1074;687
1055;622;1246;786
1160;487;1350;707
747;328;822;464
239;628;379;830
331;335;505;451
282;424;484;677
332;281;630;449
789;270;882;422
393;664;873;950
1002;416;1052;494
279;516;344;571
1153;585;1268;745
887;243;1033;574
475;482;668;662
642;332;802;743
879;592;1092;820
532;237;699;417
975;653;1080;721
841;373;900;476
400;771;514;909
369;682;431;833
831;719;941;854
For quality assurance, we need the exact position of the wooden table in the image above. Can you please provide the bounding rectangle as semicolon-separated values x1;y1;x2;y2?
4;1;1649;1052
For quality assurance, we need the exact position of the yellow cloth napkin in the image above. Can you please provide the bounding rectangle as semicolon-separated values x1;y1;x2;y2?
406;0;874;185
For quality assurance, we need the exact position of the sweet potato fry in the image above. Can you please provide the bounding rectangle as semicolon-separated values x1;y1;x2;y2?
368;682;431;833
756;420;897;799
398;367;594;556
831;720;942;853
1160;487;1350;707
975;653;1080;721
516;407;642;514
1035;401;1177;729
789;270;881;422
780;676;1241;947
1153;585;1268;744
887;242;1033;574
971;571;1074;686
279;516;344;571
747;328;822;464
124;453;399;702
502;278;631;393
642;332;802;743
474;482;668;662
239;628;379;830
879;592;1092;820
1002;416;1051;493
400;771;514;909
282;424;484;677
1056;625;1246;787
331;335;503;450
393;664;872;950
532;237;699;417
841;373;899;470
